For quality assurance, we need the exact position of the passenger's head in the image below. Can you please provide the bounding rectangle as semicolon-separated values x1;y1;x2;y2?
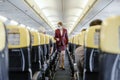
89;19;102;26
81;28;86;32
57;22;63;27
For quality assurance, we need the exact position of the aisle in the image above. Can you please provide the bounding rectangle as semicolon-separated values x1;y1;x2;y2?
53;53;71;80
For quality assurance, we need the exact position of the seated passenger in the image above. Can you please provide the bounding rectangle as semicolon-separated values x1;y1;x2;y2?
74;19;102;77
74;29;86;77
75;48;84;64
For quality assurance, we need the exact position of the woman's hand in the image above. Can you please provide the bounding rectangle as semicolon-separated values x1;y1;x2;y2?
56;38;59;41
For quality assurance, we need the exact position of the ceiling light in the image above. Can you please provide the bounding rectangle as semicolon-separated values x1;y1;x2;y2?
10;20;18;25
34;29;38;32
30;28;38;31
26;26;31;30
19;24;26;27
30;28;35;31
34;0;45;9
82;0;89;7
0;15;8;22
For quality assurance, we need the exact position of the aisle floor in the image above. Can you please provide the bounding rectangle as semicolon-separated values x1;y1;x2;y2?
53;53;71;80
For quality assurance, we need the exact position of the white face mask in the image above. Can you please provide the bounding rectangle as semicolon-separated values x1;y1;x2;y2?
58;25;62;29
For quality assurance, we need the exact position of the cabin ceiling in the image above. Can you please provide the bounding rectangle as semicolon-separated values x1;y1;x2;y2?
24;0;96;34
71;0;120;37
0;0;119;36
0;0;52;34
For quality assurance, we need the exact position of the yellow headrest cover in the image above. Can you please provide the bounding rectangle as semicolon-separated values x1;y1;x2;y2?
45;35;49;44
30;31;40;46
51;37;54;42
74;35;79;45
69;38;72;43
53;39;56;43
7;25;30;49
72;37;75;44
52;37;56;43
100;16;120;54
85;26;101;48
39;33;45;45
70;38;72;43
70;38;71;43
71;37;74;44
47;36;50;44
0;22;6;51
79;31;86;46
49;36;54;43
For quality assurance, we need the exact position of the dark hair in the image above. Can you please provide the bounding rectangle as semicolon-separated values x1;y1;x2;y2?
58;22;63;26
89;19;102;26
81;28;86;31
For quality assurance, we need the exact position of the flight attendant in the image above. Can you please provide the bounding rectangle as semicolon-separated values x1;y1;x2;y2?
54;22;68;70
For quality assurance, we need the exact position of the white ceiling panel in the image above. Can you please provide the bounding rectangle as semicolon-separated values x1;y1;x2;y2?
1;0;117;37
0;0;52;34
71;0;120;37
25;0;93;34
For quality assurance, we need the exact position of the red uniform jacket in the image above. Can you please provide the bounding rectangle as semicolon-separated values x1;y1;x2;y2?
54;28;68;50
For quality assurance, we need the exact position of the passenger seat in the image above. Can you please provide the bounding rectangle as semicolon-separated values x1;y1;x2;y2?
7;25;32;80
30;31;42;77
84;25;101;80
99;16;120;80
0;21;8;80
